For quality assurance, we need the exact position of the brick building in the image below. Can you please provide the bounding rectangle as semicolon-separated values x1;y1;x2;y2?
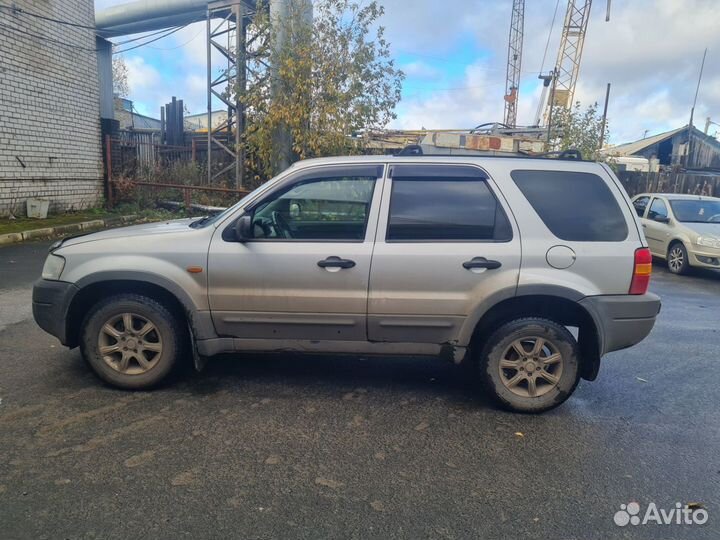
0;0;104;217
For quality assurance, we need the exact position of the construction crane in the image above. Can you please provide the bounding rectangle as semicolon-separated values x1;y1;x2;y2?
503;0;524;128
541;0;594;124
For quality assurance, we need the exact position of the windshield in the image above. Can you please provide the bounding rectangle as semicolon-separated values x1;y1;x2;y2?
669;199;720;223
189;200;244;229
189;179;282;229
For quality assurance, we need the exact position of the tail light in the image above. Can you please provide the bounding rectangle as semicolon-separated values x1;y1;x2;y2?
629;248;652;295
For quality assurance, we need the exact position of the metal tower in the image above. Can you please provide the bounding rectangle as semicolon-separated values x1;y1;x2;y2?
206;0;254;188
545;0;592;117
503;0;524;128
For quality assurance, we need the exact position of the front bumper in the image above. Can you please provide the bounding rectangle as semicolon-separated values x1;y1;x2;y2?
580;293;661;355
688;248;720;269
32;279;78;346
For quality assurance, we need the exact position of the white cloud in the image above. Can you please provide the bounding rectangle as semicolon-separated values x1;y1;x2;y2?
388;0;720;142
400;60;441;80
393;60;503;130
98;0;720;143
124;56;163;116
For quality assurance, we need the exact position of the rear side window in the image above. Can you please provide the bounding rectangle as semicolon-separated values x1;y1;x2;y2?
633;196;650;218
387;168;512;241
510;170;628;241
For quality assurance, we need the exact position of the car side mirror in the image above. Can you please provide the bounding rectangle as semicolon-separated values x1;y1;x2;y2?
654;215;670;224
234;215;253;241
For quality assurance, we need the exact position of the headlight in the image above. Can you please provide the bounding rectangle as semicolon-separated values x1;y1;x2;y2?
41;254;65;280
695;236;720;249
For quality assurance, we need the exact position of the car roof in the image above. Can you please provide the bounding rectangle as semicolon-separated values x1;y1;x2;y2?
635;193;720;202
290;154;607;174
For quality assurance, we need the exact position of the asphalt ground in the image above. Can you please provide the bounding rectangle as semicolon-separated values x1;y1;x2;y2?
1;240;719;539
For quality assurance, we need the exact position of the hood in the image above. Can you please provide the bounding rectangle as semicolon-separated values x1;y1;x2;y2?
682;222;720;238
58;218;197;248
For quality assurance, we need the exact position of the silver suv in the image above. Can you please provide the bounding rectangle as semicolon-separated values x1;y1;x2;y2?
33;155;660;412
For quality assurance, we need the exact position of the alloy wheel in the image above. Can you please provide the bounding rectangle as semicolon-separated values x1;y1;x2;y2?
498;337;563;398
98;312;163;375
668;246;684;273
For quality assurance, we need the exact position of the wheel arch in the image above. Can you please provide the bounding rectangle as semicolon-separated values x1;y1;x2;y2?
668;238;686;249
469;293;602;381
65;272;214;348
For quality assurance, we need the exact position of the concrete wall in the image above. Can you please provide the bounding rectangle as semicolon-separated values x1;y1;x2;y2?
0;0;104;217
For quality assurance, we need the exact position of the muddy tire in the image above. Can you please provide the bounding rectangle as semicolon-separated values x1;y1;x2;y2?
478;318;580;413
80;294;183;389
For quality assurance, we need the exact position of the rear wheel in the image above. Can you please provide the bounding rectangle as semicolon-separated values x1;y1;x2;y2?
478;318;580;413
80;294;183;389
667;242;689;275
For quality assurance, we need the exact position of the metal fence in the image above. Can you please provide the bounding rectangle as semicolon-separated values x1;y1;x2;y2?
103;132;247;210
106;179;249;210
104;131;231;181
107;132;196;177
616;171;719;198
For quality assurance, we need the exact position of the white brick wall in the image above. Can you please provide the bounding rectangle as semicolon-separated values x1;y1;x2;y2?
0;0;104;216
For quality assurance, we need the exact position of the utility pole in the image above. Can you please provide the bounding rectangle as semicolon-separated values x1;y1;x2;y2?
598;82;611;151
687;47;707;169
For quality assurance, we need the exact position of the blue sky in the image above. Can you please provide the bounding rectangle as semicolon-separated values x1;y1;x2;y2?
98;0;720;144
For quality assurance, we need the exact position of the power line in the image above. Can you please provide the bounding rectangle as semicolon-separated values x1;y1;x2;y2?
0;2;197;54
112;26;184;46
539;0;561;73
145;26;205;50
113;25;188;54
0;21;99;52
0;3;96;30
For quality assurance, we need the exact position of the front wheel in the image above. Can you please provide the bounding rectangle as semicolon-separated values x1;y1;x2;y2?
478;318;580;413
667;243;689;275
80;294;183;389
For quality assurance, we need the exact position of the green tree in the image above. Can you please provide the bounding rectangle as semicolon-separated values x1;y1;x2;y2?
549;101;608;161
240;0;404;181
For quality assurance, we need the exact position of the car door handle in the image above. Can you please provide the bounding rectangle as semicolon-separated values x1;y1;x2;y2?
317;256;356;269
463;257;502;270
642;224;647;228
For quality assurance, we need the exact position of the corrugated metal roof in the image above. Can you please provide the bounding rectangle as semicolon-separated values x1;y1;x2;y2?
602;127;686;156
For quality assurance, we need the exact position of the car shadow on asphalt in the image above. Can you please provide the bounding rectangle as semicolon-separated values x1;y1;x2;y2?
180;352;497;409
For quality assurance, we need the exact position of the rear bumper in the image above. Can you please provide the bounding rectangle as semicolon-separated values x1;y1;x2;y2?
580;293;661;355
32;279;78;346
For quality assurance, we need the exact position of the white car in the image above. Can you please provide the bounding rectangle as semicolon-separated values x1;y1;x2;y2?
632;193;720;274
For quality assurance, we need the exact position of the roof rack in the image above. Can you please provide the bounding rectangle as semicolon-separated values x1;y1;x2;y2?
394;145;585;161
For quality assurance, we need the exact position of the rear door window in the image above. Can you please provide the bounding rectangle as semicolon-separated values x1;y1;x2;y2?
510;170;628;242
387;165;512;242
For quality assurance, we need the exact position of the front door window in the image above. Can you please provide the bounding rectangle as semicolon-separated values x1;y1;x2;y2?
250;176;377;241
